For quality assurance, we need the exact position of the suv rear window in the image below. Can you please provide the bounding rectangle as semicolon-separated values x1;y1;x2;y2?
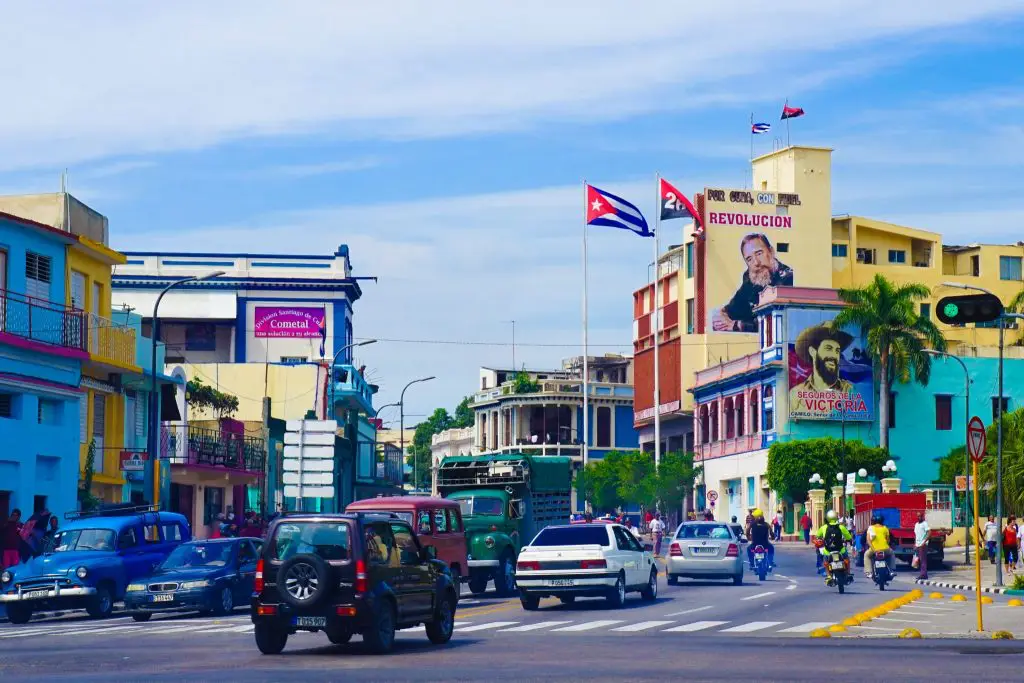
270;522;351;561
530;526;610;547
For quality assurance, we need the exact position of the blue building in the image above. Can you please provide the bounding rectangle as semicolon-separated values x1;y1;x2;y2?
0;211;87;521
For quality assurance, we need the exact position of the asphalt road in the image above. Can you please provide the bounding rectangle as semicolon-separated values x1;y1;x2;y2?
2;544;1023;682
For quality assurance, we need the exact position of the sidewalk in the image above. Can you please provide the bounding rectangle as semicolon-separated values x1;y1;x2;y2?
913;553;1024;595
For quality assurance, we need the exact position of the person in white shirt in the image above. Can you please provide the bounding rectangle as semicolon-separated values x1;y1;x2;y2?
980;516;999;564
650;514;666;556
914;513;930;579
624;518;642;540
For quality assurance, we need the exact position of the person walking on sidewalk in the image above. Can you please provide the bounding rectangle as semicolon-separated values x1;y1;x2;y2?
1;509;22;570
1002;516;1019;574
914;512;930;580
650;513;666;557
800;512;812;545
980;516;999;565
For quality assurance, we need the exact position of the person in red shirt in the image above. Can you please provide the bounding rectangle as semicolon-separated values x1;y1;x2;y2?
2;509;23;570
800;512;812;545
1003;516;1019;574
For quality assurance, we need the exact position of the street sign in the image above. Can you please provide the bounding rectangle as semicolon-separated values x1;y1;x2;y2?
286;419;337;433
283;485;335;499
936;293;1003;325
284;431;334;446
955;475;968;492
283;458;333;472
282;471;334;486
283;445;334;460
845;472;856;495
119;451;149;472
284;419;339;501
707;490;719;503
967;416;987;463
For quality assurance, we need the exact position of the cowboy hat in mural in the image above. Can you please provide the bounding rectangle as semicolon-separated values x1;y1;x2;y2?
791;323;855;397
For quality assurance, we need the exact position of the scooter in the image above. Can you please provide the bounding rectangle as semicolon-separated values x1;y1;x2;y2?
872;551;893;591
752;545;770;582
825;549;854;594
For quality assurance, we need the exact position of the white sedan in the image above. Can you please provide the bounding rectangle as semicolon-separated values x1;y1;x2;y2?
515;523;658;610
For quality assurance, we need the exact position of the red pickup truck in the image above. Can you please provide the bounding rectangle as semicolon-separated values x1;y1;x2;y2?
853;492;949;567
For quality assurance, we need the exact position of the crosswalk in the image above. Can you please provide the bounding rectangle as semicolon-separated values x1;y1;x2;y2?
0;615;839;639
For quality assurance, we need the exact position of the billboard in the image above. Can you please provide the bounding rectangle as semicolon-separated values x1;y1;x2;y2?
704;189;799;334
787;308;873;421
254;306;326;338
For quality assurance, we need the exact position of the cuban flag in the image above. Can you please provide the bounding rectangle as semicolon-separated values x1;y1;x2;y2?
752;122;771;134
586;184;650;237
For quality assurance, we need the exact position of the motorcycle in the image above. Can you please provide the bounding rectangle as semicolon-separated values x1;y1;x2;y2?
825;549;853;594
872;551;892;591
752;545;770;582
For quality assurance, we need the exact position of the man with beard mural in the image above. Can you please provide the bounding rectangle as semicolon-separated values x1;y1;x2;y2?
790;324;855;412
712;233;793;332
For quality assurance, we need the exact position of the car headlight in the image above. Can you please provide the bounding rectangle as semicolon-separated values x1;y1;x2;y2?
126;583;147;592
75;566;88;580
1;570;11;584
180;580;211;590
484;536;495;549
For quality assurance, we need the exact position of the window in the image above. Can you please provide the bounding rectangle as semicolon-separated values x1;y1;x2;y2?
447;508;462;533
417;511;432;535
832;244;848;258
993;397;1010;421
92;393;106;471
530;526;610;547
971;255;980;277
920;303;931;320
239;541;258;564
37;399;60;425
70;271;87;310
685;242;694;278
676;524;730;540
777;242;789;253
613;526;637;551
33;495;47;515
596;406;611;448
888;250;907;264
143;524;161;543
25;252;52;300
856;248;876;265
0;393;12;419
185;323;217;351
888;392;897;429
935;396;952;431
763;386;774;431
389;523;422;566
433;509;449;532
118;528;139;549
999;256;1022;281
0;249;6;292
271;521;352;562
161;523;184;542
685;298;694;334
79;395;88;444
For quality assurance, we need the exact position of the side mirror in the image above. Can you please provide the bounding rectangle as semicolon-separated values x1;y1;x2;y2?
643;543;654;552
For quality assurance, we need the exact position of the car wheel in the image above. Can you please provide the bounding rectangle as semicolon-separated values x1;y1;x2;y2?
468;575;488;595
277;553;330;610
132;613;152;623
605;574;626;608
5;604;32;625
558;595;576;605
215;586;234;616
327;626;352;645
363;599;397;654
667;575;679;586
86;585;114;619
732;573;743;586
520;593;540;611
495;552;516;597
640;569;658;601
426;592;456;645
254;622;288;655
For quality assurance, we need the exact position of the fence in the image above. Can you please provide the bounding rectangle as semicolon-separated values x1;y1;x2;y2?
0;288;87;352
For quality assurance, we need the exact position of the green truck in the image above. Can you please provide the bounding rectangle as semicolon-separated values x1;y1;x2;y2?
437;452;573;596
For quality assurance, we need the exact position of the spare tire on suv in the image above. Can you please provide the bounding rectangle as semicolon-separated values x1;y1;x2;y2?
277;553;332;609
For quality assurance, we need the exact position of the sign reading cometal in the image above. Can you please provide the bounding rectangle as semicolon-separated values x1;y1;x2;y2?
254;306;326;338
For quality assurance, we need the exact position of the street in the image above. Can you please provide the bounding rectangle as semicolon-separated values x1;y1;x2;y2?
3;545;1023;682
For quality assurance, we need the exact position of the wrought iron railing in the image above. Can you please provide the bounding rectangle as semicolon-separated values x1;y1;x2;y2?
87;312;137;367
0;288;87;352
161;423;266;474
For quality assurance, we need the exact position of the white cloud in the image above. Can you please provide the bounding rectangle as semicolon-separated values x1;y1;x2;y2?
244;157;384;179
1;1;1021;170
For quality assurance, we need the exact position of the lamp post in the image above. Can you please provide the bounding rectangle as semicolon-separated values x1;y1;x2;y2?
146;271;225;508
924;348;971;564
400;376;435;492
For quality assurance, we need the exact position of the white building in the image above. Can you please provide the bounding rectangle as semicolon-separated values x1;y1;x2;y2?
430;426;476;495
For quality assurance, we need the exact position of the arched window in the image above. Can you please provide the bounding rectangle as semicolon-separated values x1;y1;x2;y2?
749;389;759;434
736;400;744;438
698;404;709;444
710;401;719;442
723;397;735;440
763;386;775;431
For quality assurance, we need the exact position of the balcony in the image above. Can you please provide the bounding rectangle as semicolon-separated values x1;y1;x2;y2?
695;433;770;460
694;352;762;387
160;422;265;475
331;363;374;414
86;312;138;369
0;288;88;356
473;379;633;405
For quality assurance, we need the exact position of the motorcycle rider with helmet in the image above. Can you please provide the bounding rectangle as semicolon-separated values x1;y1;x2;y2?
865;514;896;581
746;509;775;572
816;510;853;585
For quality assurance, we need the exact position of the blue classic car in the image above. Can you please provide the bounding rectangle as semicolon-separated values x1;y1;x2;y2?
124;538;262;621
0;505;191;624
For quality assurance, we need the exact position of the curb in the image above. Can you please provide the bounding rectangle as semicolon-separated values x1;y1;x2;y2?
914;579;1024;595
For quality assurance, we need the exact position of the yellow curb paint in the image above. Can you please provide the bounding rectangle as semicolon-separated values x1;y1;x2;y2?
842;617;861;627
929;592;944;599
809;628;831;638
829;624;847;633
898;628;922;639
992;631;1014;640
1007;599;1022;607
951;594;967;602
981;596;994;605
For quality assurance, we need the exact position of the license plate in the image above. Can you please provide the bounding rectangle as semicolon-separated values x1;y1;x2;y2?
755;554;766;561
293;616;327;628
547;579;575;587
23;590;48;600
692;547;716;554
830;561;845;570
874;561;887;568
152;594;174;603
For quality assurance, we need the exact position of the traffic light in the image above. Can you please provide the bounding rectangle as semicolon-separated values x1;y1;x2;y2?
936;293;1004;325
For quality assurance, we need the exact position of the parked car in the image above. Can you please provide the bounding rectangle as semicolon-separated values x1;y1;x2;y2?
0;505;191;624
515;523;657;610
666;522;745;586
346;497;469;585
250;512;458;655
124;537;261;621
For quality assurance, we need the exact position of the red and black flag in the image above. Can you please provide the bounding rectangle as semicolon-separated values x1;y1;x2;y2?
781;103;805;120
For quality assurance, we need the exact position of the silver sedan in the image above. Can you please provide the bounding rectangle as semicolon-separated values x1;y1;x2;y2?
666;522;745;585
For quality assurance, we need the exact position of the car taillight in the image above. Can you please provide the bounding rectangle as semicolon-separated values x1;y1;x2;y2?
580;559;607;569
517;560;541;571
355;559;368;594
669;543;682;557
726;544;739;557
254;559;264;593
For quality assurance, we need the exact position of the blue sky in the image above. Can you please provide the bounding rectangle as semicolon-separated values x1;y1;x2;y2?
1;2;1023;425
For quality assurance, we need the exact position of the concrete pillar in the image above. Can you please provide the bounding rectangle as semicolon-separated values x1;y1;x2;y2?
853;481;874;495
881;478;901;494
808;488;826;528
831;485;845;514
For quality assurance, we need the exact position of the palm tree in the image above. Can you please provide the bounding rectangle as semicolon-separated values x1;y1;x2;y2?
833;274;946;452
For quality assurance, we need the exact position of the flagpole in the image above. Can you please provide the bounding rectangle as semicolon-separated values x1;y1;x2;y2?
749;113;754;161
652;173;662;471
582;180;591;513
784;98;791;147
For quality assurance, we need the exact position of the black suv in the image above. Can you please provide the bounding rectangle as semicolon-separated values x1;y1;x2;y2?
251;512;458;655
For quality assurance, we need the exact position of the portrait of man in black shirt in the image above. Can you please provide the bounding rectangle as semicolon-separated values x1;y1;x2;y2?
710;233;793;332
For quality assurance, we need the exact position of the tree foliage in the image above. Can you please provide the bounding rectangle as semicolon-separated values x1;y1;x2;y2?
511;372;540;394
453;396;474;428
766;437;888;503
834;275;945;451
186;377;239;418
574;450;701;514
407;408;453;490
78;438;101;512
936;407;1024;512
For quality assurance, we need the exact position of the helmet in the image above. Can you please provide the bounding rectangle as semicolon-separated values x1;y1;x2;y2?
826;510;838;523
753;509;763;518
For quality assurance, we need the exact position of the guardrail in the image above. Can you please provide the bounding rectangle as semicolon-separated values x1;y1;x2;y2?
87;312;137;367
161;423;265;473
0;288;87;352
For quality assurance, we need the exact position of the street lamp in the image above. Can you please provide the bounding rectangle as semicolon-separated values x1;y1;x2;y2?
146;271;225;507
400;376;436;491
924;347;972;565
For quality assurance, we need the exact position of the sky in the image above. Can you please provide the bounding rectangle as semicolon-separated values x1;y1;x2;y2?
1;1;1023;427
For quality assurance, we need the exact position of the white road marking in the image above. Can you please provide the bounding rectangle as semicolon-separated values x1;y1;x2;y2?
785;585;797;591
457;621;519;632
899;605;953;612
851;625;903;631
498;621;573;632
140;625;216;635
662;621;729;632
720;621;784;633
664;605;713;617
874;617;931;624
775;574;790;579
612;621;676;632
896;610;942;616
778;622;833;633
54;625;145;636
551;620;623;632
740;591;775;601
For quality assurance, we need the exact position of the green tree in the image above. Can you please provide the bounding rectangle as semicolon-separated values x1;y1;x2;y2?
186;377;239;418
653;451;702;515
511;372;540;394
939;407;1024;512
406;408;453;490
453;396;474;428
766;437;888;503
577;451;625;513
78;438;101;512
833;275;946;452
615;451;656;508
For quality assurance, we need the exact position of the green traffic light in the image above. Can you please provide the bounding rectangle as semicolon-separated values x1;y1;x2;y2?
943;302;959;318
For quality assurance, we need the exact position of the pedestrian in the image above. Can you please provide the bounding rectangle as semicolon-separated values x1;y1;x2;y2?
2;509;22;570
800;511;812;545
980;515;999;564
914;512;930;580
624;519;642;540
1002;516;1019;575
650;513;666;557
744;508;754;530
42;516;59;553
703;508;714;521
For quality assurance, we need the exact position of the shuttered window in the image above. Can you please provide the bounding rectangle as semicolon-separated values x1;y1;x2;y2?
80;395;88;443
25;252;52;300
0;393;12;418
92;393;106;473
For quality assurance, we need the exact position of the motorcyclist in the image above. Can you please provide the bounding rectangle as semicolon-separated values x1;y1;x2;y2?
816;510;853;585
865;514;896;581
746;509;775;571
